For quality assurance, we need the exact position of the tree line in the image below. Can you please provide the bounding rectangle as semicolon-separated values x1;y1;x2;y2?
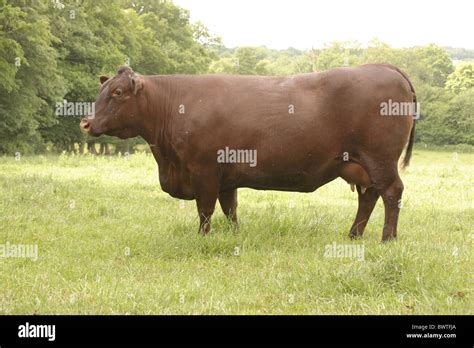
0;0;473;155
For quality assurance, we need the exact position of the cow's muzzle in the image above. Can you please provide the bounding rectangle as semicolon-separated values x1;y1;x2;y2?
80;118;91;134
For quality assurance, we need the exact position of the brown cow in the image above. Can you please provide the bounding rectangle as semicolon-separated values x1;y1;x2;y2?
80;64;416;241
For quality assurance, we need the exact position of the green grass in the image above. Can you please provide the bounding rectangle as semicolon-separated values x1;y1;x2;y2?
0;150;472;314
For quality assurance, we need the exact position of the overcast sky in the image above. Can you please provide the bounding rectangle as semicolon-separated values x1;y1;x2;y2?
174;0;474;49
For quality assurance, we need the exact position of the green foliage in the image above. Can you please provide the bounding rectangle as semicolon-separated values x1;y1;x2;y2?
362;39;404;66
446;63;474;94
445;46;474;61
209;46;270;75
209;46;313;75
0;0;64;154
446;90;474;144
313;41;362;70
412;44;454;87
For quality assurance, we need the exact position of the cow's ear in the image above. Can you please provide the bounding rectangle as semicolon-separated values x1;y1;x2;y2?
130;74;144;95
100;75;110;84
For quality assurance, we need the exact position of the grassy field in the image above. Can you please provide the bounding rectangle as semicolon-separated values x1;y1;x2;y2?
0;149;472;314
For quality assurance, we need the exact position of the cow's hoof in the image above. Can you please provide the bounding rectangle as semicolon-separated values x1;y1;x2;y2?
199;223;211;235
381;235;397;242
349;227;363;239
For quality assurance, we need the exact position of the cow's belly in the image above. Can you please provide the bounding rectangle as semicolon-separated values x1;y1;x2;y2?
239;173;313;192
240;176;335;192
221;160;338;193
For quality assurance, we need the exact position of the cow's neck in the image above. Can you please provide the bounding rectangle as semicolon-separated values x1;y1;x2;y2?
136;76;175;153
137;75;186;167
136;75;194;198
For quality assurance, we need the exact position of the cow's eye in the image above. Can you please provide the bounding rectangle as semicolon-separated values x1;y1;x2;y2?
111;88;122;97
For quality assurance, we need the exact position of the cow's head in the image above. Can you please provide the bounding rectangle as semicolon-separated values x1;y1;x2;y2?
80;66;145;139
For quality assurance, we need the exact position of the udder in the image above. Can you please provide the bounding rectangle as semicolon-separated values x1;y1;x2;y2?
339;161;373;193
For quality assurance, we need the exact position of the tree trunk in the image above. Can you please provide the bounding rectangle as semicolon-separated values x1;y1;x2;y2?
116;141;131;155
87;141;98;155
79;141;85;154
100;143;111;155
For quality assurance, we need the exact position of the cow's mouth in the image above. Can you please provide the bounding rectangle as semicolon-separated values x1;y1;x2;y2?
80;118;103;137
80;118;133;139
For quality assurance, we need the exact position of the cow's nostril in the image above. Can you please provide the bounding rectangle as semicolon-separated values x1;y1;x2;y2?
80;118;91;132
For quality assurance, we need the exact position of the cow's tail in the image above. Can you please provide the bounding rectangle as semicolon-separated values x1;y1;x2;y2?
402;116;416;169
385;65;417;169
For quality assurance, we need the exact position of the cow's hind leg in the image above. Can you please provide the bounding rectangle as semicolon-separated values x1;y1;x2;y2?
339;161;379;238
349;186;380;239
218;189;238;224
379;175;404;241
361;157;404;242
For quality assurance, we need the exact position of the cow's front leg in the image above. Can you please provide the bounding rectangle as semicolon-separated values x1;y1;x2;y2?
195;180;219;235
